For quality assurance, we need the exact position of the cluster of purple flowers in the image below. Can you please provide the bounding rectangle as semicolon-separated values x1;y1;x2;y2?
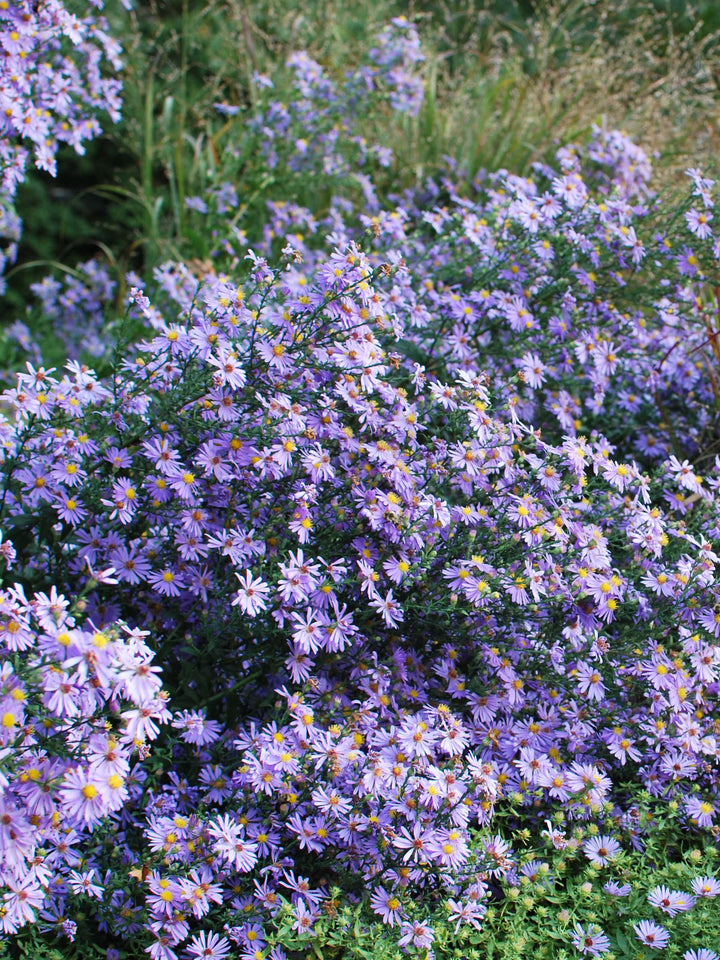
0;582;167;937
0;1;124;284
26;258;117;359
237;20;423;210
4;8;720;959
2;154;720;952
364;16;425;116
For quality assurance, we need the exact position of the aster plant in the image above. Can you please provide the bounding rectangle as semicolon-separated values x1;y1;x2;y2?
3;7;720;960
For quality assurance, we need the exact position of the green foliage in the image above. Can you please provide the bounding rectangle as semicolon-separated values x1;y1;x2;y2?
458;803;720;959
252;804;720;959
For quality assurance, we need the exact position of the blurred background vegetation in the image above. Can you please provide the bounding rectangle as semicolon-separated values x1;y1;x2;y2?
7;0;720;311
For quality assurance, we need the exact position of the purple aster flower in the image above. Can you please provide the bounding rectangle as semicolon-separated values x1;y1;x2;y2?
147;568;184;597
647;885;695;916
58;768;109;828
369;887;403;926
685;207;713;239
447;897;486;933
691;876;720;897
633;920;670;949
398;920;434;950
232;570;271;617
677;245;700;276
185;931;232;959
604;881;632;896
520;859;551;884
571;923;611;956
54;491;88;525
291;900;317;936
583;835;621;866
171;709;222;747
685;797;717;827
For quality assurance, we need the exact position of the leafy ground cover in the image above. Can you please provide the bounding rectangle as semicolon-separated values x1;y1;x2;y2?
3;3;720;960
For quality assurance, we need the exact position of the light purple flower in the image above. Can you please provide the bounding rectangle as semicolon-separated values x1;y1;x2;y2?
634;920;670;949
583;835;621;866
398;920;434;949
571;923;611;956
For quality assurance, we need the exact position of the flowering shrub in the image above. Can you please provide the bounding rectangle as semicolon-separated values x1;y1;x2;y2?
3;9;720;960
2;145;720;955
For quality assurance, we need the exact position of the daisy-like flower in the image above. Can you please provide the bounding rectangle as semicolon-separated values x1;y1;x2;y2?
647;885;695;916
519;351;546;388
102;477;139;524
583;835;621;867
447;897;486;933
279;870;325;906
171;709;222;746
482;834;514;877
685;797;717;827
633;920;670;949
115;651;163;704
398;920;434;950
397;718;438;760
147;568;184;597
2;876;45;928
574;662;607;702
686;207;713;239
208;347;247;390
185;930;232;959
683;950;720;960
392;822;433;863
55;492;88;525
431;828;469;869
167;468;199;502
369;589;405;628
369;887;404;927
58;768;109;828
604;881;631;896
0;612;35;652
691;876;720;898
571;923;611;956
606;733;642;764
290;607;325;654
231;570;270;617
291;899;317;936
67;868;104;899
207;815;258;873
520;859;552;885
